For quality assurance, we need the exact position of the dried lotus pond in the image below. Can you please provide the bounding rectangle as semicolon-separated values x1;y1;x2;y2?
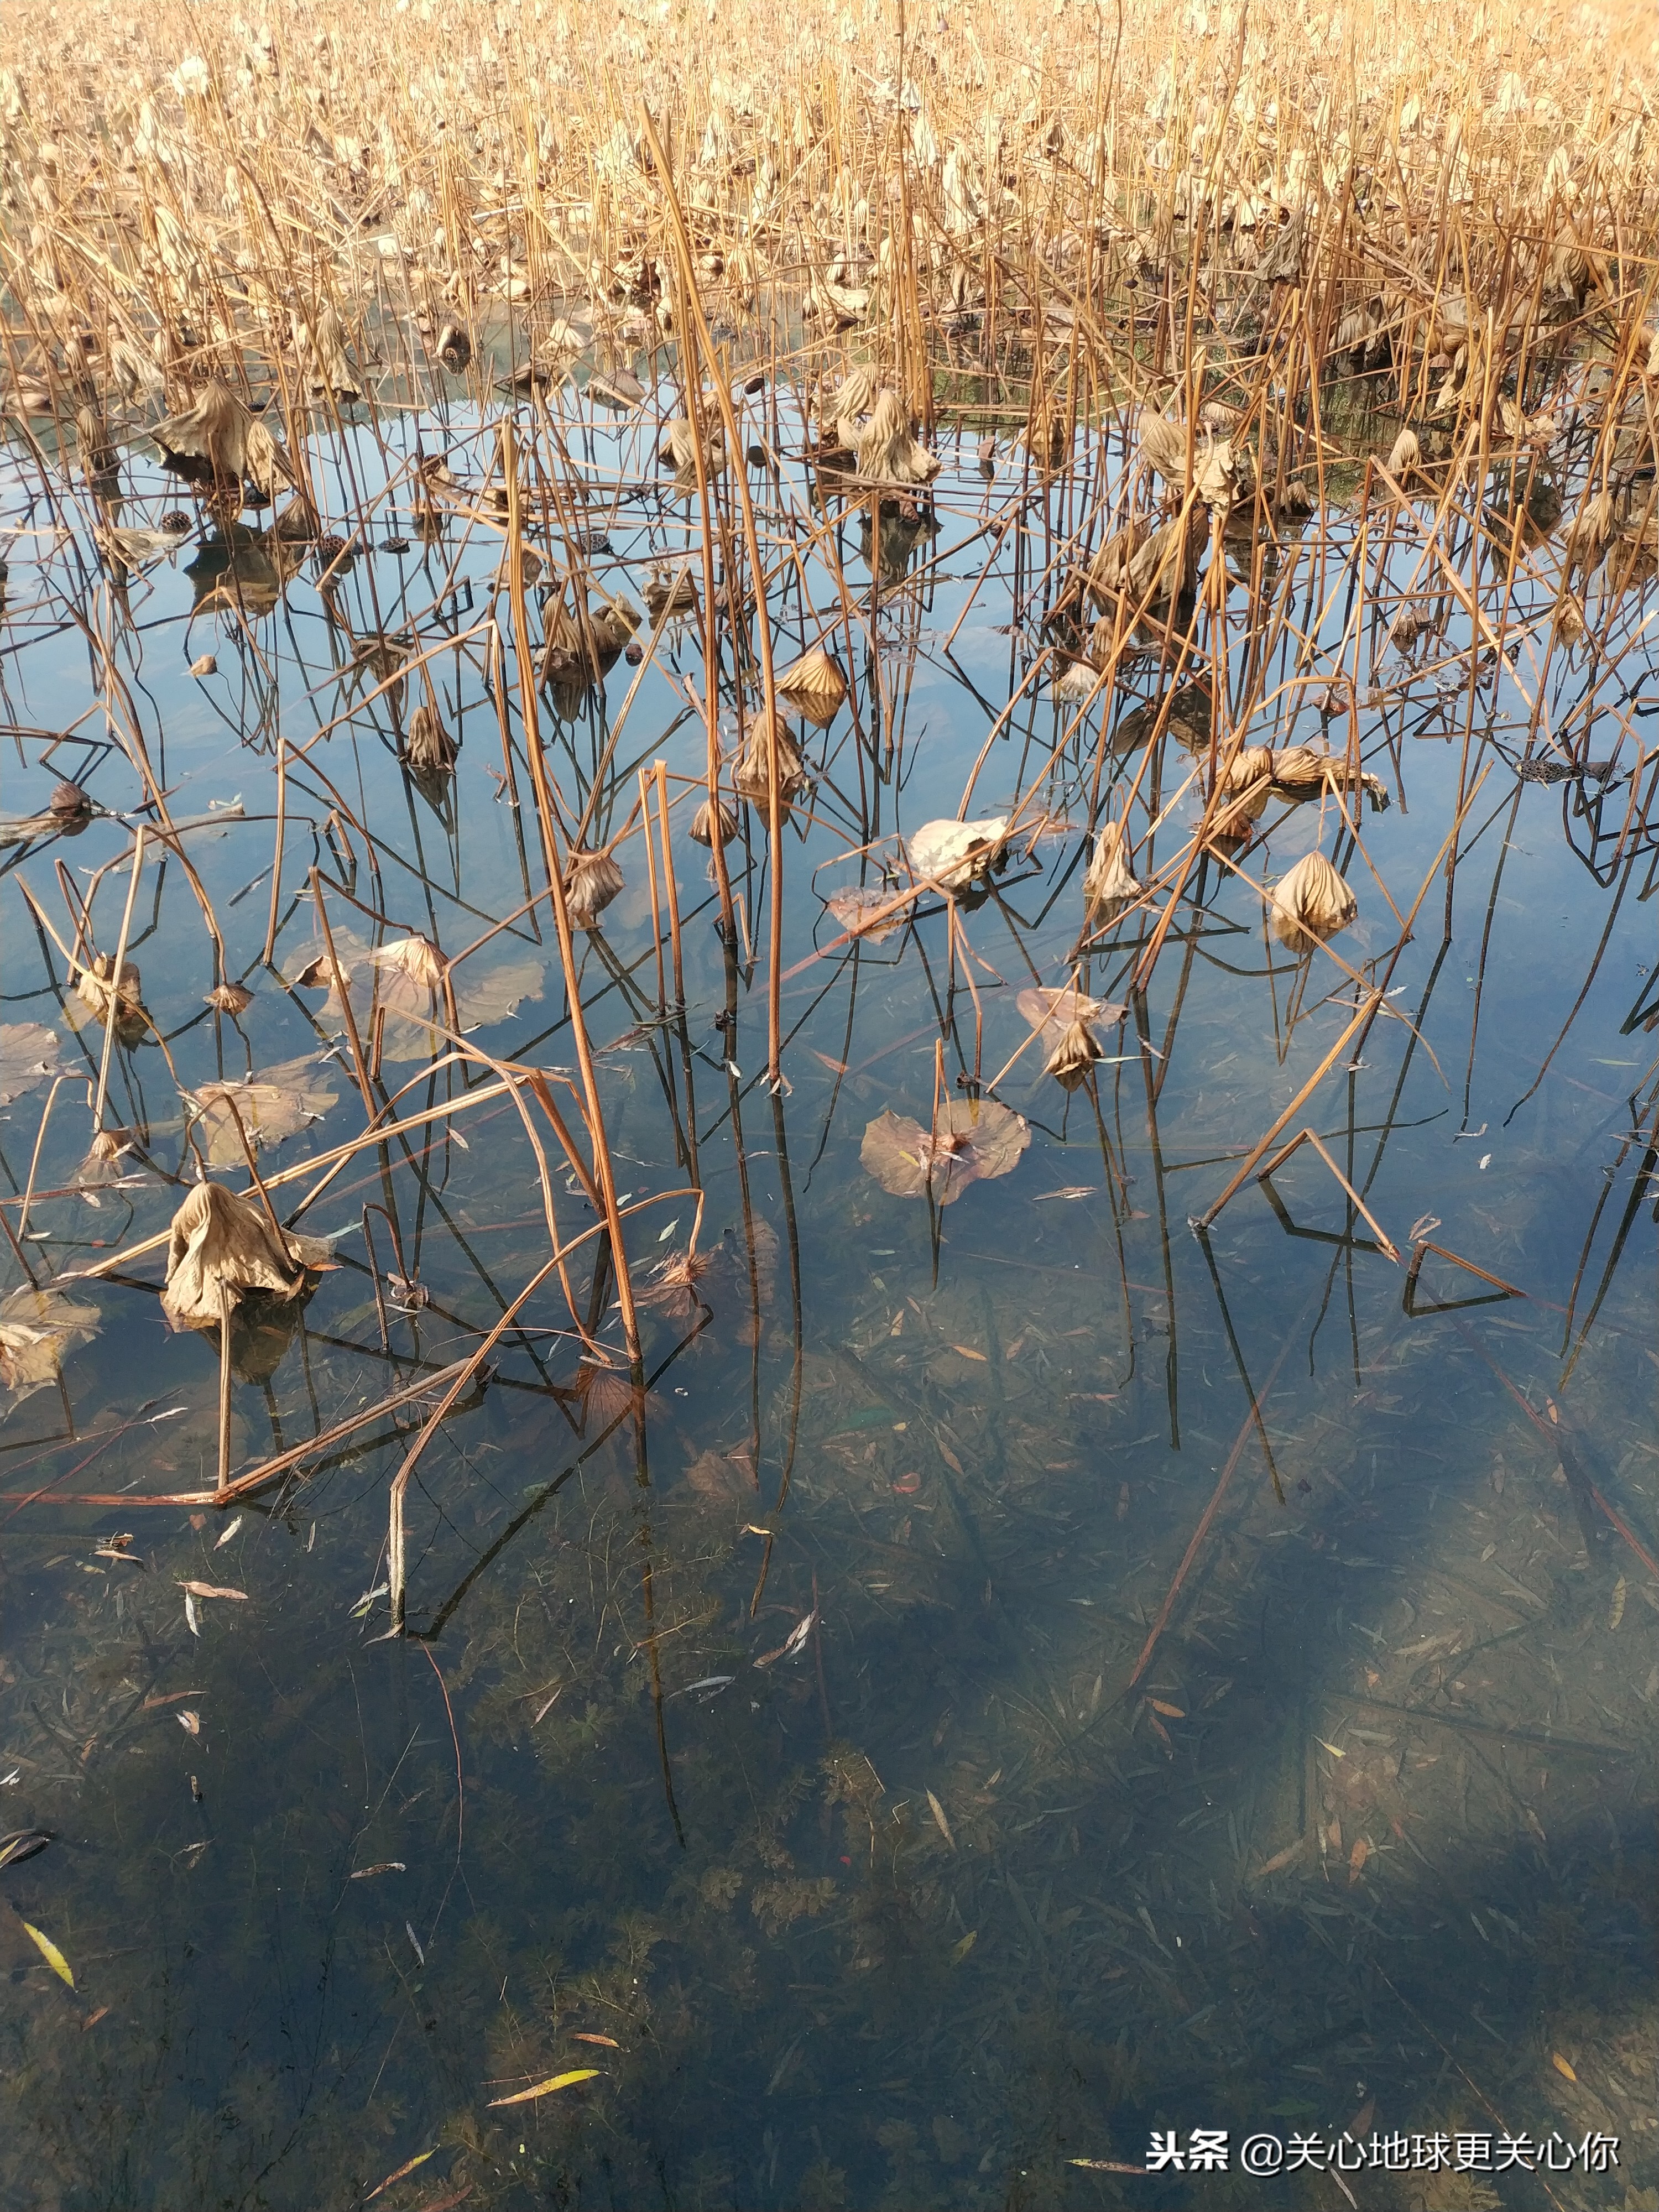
0;4;1655;2204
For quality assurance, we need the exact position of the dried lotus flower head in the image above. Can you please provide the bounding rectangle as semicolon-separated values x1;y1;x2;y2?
733;717;810;806
773;643;848;726
1083;820;1142;919
690;795;739;848
77;954;145;1030
206;982;254;1015
402;702;458;776
1385;428;1421;478
1270;851;1357;953
160;1181;332;1331
1044;1018;1104;1087
437;322;472;373
563;848;625;927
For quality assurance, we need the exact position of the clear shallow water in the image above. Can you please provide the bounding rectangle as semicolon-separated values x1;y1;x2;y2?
0;368;1655;2211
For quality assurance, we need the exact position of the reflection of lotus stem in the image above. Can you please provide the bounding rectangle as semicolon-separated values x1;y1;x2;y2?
655;759;685;1009
91;826;144;1138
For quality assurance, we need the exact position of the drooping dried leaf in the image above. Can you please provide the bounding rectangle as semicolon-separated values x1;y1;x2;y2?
402;702;457;776
0;1022;64;1105
906;816;1007;891
75;954;145;1032
1083;821;1142;918
0;1286;101;1411
854;389;940;484
689;795;739;848
1136;411;1190;483
1044;1020;1104;1086
564;848;625;928
774;643;848;726
1270;851;1357;953
860;1098;1029;1206
190;1054;338;1168
205;982;254;1015
733;716;810;806
154;376;289;492
160;1182;332;1331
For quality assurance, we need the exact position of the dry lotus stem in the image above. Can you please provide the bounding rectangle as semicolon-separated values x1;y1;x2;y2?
853;389;941;486
690;796;739;848
733;717;810;805
563;848;625;927
76;953;144;1026
403;703;458;775
160;1180;331;1331
1084;820;1142;917
1270;851;1358;953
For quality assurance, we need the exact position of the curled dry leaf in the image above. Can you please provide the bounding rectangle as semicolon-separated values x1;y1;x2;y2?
1016;985;1125;1044
1136;411;1190;483
563;848;625;928
1125;510;1205;603
205;982;254;1015
1194;435;1238;520
1267;745;1389;810
0;1286;101;1411
160;1181;333;1331
0;1021;64;1107
1270;851;1357;953
818;363;877;446
402;702;458;776
660;416;727;474
76;954;145;1031
774;643;848;726
854;389;940;485
906;816;1008;891
190;1053;338;1167
689;795;739;848
1045;1020;1105;1086
644;568;697;620
154;376;289;492
733;716;810;806
1055;659;1102;702
860;1098;1030;1206
371;935;449;992
49;780;91;823
1083;821;1142;919
1386;427;1421;478
1213;743;1276;836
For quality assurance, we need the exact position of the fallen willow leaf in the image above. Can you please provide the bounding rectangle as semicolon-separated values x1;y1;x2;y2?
0;1829;54;1871
0;1021;64;1105
21;1921;74;1988
190;1054;338;1167
0;1286;101;1411
154;375;288;492
755;1609;817;1666
906;816;1007;891
177;1581;250;1601
563;848;625;928
774;643;848;726
160;1181;332;1331
1083;821;1142;919
487;2068;601;2108
926;1789;956;1850
854;389;940;485
689;795;739;848
860;1099;1030;1206
825;886;903;943
733;716;810;806
1270;851;1357;953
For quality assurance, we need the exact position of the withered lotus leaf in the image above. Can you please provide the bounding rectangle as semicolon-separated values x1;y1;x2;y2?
774;643;848;725
402;703;458;776
1270;851;1358;953
1083;821;1142;917
0;1022;64;1106
825;886;904;942
906;816;1007;891
1044;1020;1104;1086
690;795;739;848
0;1286;101;1410
860;1098;1029;1206
161;1181;332;1331
563;848;625;927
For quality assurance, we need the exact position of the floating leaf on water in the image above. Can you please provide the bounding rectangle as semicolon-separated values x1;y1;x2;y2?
570;2032;620;2047
486;2068;601;2108
0;1286;101;1411
925;1788;956;1850
1551;2052;1578;2083
178;1581;249;1601
951;1929;977;1961
0;1022;64;1105
349;1861;407;1880
1609;1575;1626;1629
1148;1699;1185;1718
1270;851;1357;953
824;886;903;942
860;1099;1030;1206
160;1182;332;1332
755;1609;817;1667
177;1709;201;1735
214;1515;242;1548
456;957;545;1029
185;1592;200;1637
0;1829;54;1871
366;2147;436;2200
190;1054;338;1167
21;1921;74;1987
906;816;1007;891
